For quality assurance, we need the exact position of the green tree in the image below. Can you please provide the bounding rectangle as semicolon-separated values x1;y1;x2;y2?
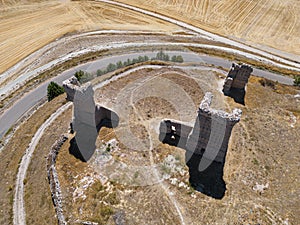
138;56;144;62
156;50;164;60
74;70;84;82
97;69;104;76
294;75;300;86
116;61;123;69
106;63;117;72
47;81;65;101
176;55;184;63
171;55;177;62
126;58;132;66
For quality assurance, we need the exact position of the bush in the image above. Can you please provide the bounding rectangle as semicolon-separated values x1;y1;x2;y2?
97;69;104;76
47;81;65;101
116;61;123;69
259;78;275;89
294;75;300;86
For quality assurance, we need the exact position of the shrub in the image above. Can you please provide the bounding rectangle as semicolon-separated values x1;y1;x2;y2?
47;81;65;101
97;69;104;76
259;78;275;89
116;61;123;69
106;63;117;72
294;75;300;86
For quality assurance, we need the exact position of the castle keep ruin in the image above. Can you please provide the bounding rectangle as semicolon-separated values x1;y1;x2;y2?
223;63;253;104
159;92;242;198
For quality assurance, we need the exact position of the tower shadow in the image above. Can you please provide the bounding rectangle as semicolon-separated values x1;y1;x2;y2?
223;87;246;105
185;151;226;199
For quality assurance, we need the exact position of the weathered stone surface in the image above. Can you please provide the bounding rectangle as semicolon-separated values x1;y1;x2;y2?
73;83;98;161
62;76;80;101
186;92;241;163
95;104;119;129
159;119;193;148
47;135;68;225
160;92;241;163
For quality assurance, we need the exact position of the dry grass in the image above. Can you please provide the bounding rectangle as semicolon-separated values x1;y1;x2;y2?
0;94;67;225
117;0;300;56
24;106;71;225
188;46;300;77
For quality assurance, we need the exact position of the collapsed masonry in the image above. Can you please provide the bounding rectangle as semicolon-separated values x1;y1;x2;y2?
63;76;119;161
47;135;68;225
159;92;242;198
222;63;253;104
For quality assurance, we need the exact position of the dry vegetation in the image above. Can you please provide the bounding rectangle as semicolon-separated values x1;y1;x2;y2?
117;0;300;56
0;95;67;225
0;0;299;224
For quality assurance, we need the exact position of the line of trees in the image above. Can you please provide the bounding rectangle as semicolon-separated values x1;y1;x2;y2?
97;51;184;77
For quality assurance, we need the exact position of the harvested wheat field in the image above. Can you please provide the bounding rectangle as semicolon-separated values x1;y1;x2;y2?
116;0;300;56
0;0;179;74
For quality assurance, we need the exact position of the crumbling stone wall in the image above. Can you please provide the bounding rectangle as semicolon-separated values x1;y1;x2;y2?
63;76;119;129
159;119;193;148
62;76;80;101
63;76;119;161
223;63;253;93
47;135;68;225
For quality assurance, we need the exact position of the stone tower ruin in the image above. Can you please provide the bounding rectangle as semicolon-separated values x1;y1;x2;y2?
160;92;241;164
223;63;253;104
186;92;242;165
63;76;119;161
159;92;242;198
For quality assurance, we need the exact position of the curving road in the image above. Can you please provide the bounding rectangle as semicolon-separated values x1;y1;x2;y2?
1;41;298;100
0;49;294;139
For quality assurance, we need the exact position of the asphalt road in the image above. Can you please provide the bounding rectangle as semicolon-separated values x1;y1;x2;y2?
0;50;294;139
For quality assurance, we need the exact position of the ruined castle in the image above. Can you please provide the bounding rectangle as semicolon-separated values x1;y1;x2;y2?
63;70;243;198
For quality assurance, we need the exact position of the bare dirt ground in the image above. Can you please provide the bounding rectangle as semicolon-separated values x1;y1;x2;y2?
0;0;179;74
116;0;300;57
